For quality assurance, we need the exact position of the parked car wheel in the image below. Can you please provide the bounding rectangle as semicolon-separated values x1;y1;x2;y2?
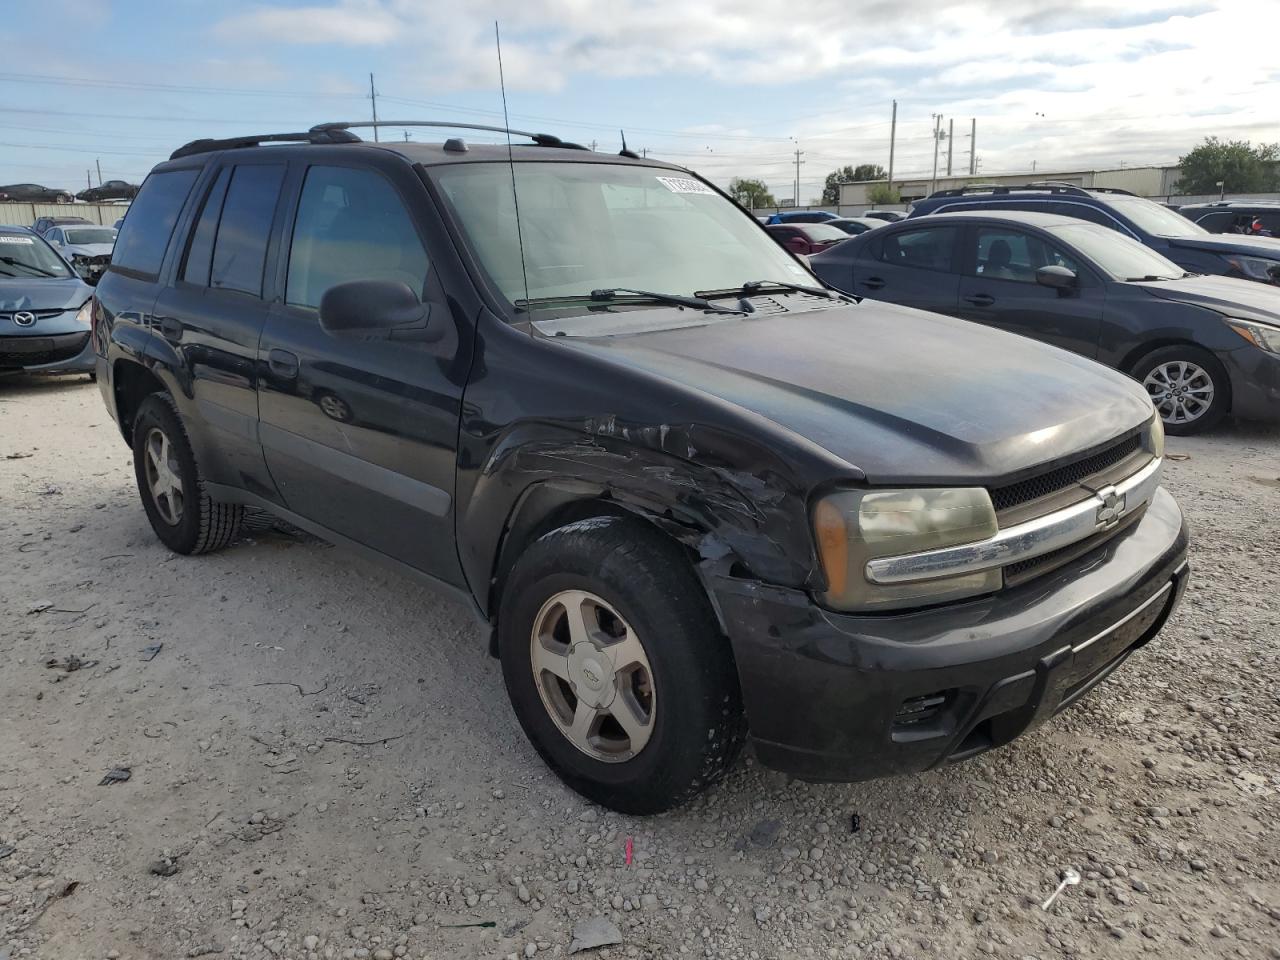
1132;345;1229;435
498;516;745;814
315;391;354;423
131;394;243;553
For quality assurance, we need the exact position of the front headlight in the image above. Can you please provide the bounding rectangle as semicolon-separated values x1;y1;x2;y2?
812;487;1000;611
1224;256;1280;284
1226;317;1280;354
74;300;92;329
1143;412;1165;458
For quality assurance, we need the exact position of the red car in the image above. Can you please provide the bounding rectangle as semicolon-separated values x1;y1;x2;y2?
765;222;850;256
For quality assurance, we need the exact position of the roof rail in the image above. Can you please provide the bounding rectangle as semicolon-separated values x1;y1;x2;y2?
1087;186;1138;197
310;120;590;151
170;129;360;160
169;120;592;161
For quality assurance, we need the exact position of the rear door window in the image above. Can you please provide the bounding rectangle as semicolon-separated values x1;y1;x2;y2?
879;225;959;272
110;168;199;277
209;164;286;296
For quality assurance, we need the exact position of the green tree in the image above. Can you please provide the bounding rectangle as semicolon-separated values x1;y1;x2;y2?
866;183;901;205
1176;138;1280;195
727;176;776;209
822;164;888;205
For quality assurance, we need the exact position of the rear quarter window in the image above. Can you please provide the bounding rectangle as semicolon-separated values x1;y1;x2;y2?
111;168;200;277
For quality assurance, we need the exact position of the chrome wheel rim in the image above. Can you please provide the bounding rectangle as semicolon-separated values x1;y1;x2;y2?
530;590;656;763
1143;360;1215;426
143;427;184;526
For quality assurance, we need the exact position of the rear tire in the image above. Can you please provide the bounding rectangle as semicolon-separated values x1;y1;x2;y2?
1132;345;1229;435
132;393;242;554
498;516;745;814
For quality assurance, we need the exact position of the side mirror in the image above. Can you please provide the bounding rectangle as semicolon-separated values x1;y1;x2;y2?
1036;265;1078;291
319;280;441;342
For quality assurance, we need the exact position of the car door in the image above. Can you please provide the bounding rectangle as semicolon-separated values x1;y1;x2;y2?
256;159;466;586
852;222;962;313
149;158;287;500
45;228;65;256
954;224;1105;357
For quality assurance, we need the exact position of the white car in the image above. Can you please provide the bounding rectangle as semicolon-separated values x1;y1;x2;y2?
43;224;117;284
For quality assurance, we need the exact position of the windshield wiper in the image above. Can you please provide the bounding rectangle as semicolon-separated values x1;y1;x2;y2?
1124;274;1175;282
695;279;839;300
0;256;59;278
517;288;745;315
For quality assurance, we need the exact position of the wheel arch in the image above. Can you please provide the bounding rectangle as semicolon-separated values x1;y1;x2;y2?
112;358;171;443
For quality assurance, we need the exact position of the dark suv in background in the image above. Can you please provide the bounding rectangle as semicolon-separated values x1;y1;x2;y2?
1178;200;1280;237
91;122;1186;813
909;183;1280;286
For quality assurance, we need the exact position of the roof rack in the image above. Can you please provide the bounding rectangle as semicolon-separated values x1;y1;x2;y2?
928;181;1118;200
170;120;591;161
1087;186;1137;197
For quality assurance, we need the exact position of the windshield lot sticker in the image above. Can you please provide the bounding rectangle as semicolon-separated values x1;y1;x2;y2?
0;236;35;244
656;176;715;195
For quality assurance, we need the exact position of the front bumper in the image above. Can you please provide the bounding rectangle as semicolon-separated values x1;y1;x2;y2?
0;330;94;375
713;487;1188;782
1223;344;1280;423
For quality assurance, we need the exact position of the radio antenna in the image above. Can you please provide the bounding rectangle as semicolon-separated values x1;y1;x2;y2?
495;21;531;315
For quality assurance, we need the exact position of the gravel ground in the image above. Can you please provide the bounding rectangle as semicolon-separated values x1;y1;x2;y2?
1;374;1278;960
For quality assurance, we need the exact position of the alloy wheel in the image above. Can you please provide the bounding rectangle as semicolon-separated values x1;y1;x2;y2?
143;427;184;525
529;590;657;763
1142;360;1215;427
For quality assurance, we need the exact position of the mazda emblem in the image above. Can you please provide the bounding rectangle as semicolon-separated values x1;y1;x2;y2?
1095;486;1125;527
13;311;36;327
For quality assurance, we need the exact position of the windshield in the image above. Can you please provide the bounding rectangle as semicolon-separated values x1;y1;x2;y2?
0;233;74;278
1049;222;1185;280
64;227;117;245
432;161;813;306
1107;196;1206;239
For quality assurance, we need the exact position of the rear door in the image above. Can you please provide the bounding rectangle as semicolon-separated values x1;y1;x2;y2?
954;224;1105;357
149;157;287;498
853;222;962;313
256;158;467;586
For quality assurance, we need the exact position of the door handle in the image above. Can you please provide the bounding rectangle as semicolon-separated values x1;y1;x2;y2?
268;349;300;379
964;294;995;306
158;317;183;342
861;277;885;290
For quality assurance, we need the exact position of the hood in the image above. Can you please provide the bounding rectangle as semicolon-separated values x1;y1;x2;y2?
0;277;92;312
1166;233;1280;259
62;242;115;257
1136;273;1280;323
548;299;1153;485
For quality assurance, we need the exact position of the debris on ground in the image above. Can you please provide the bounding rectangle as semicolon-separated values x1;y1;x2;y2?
186;943;225;957
139;643;163;661
568;917;624;954
1041;867;1081;911
0;843;14;861
149;856;180;877
45;654;98;673
26;601;52;615
98;767;131;786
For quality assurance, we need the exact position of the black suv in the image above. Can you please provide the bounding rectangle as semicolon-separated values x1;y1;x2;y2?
909;183;1280;286
1178;200;1280;238
91;122;1188;813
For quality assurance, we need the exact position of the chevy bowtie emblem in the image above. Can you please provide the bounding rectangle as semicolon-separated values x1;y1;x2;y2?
1095;486;1125;528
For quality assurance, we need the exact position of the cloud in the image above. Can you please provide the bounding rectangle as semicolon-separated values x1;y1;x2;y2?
216;0;401;45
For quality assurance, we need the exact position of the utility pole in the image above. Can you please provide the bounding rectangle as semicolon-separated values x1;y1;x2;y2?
96;157;102;186
968;118;977;176
930;114;943;196
793;146;804;207
86;169;92;190
946;119;954;176
369;73;379;142
590;139;598;152
887;99;897;201
1031;160;1037;173
403;130;410;142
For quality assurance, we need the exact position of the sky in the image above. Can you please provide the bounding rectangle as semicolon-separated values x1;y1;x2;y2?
3;0;1279;202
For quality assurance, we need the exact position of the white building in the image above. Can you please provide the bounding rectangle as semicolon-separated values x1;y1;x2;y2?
838;165;1184;206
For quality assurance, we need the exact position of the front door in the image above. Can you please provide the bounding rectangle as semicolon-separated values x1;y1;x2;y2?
256;160;468;586
954;224;1105;357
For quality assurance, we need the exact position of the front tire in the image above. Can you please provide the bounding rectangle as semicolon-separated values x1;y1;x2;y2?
498;516;745;814
1132;345;1229;435
131;393;242;554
